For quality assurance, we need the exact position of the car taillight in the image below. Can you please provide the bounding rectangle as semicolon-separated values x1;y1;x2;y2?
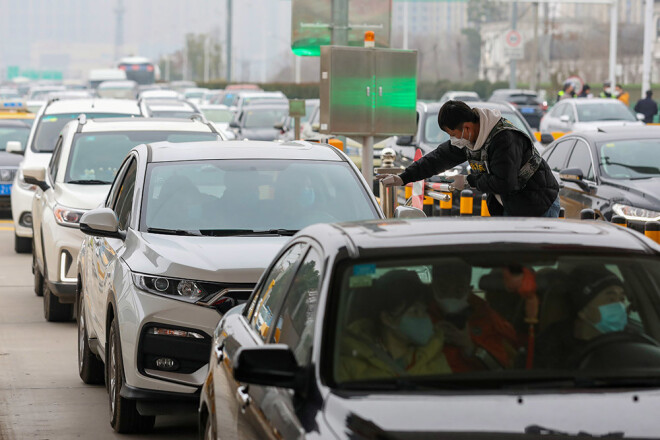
147;65;154;72
541;101;548;111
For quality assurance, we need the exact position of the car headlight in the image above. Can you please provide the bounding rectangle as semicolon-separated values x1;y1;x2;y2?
53;204;87;228
132;273;207;303
16;170;37;191
612;203;660;222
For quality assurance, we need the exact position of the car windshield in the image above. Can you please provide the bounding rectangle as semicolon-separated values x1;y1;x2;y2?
597;139;660;179
150;110;197;119
501;112;532;136
0;125;30;150
424;111;531;144
331;254;660;390
65;131;218;183
201;108;233;123
243;108;288;128
576;103;636;122
507;94;540;105
141;159;378;232
32;113;136;152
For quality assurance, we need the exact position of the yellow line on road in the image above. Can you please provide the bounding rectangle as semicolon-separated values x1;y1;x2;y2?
0;227;15;230
0;220;12;224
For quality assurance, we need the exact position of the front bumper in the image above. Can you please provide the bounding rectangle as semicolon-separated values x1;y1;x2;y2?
10;182;35;238
120;384;200;416
42;221;84;293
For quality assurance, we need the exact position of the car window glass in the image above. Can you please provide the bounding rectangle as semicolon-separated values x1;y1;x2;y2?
424;112;450;144
248;243;307;341
0;124;30;151
597;139;660;179
113;159;137;231
576;103;636;122
48;136;64;182
270;247;322;365
105;158;131;208
550;103;564;117
546;139;576;172
567;140;594;180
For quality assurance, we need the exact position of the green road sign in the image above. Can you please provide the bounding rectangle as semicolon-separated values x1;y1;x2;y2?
7;67;63;81
291;0;391;57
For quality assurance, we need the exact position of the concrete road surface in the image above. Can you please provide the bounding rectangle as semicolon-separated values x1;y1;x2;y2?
0;218;198;439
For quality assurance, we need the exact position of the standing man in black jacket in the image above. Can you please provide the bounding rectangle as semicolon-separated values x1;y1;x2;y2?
377;100;560;217
634;90;658;124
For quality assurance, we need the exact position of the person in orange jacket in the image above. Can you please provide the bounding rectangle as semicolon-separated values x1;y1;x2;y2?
615;84;630;107
429;261;520;372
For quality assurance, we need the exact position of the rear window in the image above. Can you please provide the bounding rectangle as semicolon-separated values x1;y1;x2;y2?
576;103;636;123
508;94;541;105
0;125;30;150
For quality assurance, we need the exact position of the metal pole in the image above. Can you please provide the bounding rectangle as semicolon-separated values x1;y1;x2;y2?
362;136;374;193
114;0;124;61
204;37;210;83
183;41;188;81
509;2;518;89
331;0;349;46
530;2;539;90
294;116;301;140
609;0;618;94
642;0;653;95
295;56;301;84
226;0;233;82
403;1;409;50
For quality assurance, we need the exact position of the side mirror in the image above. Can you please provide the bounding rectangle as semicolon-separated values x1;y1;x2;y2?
229;121;240;129
233;345;303;391
394;206;427;219
311;123;320;133
559;168;588;189
273;121;285;130
79;208;125;239
559;115;570;123
396;135;414;146
637;113;646;121
6;141;23;155
540;133;555;144
22;166;49;191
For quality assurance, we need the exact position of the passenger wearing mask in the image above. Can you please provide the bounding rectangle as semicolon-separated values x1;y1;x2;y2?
337;270;451;381
429;262;519;372
615;84;630;106
535;265;628;369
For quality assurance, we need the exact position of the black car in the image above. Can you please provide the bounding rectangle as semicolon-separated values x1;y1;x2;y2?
541;126;660;230
489;89;546;130
200;217;660;439
0;119;33;210
229;104;289;141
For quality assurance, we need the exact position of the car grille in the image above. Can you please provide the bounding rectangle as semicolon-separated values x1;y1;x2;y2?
0;167;17;183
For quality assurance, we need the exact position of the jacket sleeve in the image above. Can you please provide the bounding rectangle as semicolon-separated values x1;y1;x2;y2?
472;130;525;195
634;101;641;112
398;140;466;185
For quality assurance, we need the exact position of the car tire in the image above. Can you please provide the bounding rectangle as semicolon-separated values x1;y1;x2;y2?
76;289;104;385
14;234;31;253
107;318;155;433
43;279;73;322
33;257;44;297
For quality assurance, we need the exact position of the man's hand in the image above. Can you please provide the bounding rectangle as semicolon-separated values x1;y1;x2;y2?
466;173;479;188
375;174;403;187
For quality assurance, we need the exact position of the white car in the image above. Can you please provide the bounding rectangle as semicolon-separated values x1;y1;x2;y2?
10;98;143;253
539;98;644;133
198;103;235;139
25;117;222;321
138;98;201;119
182;87;209;105
137;89;181;101
76;139;383;433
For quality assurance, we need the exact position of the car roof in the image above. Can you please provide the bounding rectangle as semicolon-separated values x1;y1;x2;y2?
561;98;625;105
43;99;141;115
491;89;537;95
418;100;516;113
557;125;660;142
299;218;660;256
77;117;214;133
145;140;345;163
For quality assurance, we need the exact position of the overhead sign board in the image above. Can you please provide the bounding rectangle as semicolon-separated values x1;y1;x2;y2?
503;30;524;61
320;46;417;136
291;0;391;56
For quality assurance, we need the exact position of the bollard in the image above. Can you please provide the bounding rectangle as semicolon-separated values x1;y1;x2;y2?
611;215;627;227
460;189;473;216
374;148;404;218
559;207;565;219
480;194;490;217
440;192;452;216
580;209;596;220
645;221;660;245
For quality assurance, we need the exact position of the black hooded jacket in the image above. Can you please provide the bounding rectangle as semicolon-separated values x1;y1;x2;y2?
398;130;559;216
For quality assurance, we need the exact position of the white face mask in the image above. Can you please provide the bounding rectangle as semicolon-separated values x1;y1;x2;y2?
449;127;474;149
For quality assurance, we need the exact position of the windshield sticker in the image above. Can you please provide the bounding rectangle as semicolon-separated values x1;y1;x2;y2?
349;275;373;288
353;264;376;276
42;116;58;122
605;143;615;148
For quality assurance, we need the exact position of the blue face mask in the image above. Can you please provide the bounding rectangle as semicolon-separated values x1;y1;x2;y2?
398;315;434;346
594;302;627;334
301;187;315;206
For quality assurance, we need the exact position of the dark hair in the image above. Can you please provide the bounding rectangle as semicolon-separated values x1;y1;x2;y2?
437;100;479;131
616;84;623;89
568;265;624;314
583;84;591;91
647;90;653;98
370;270;430;318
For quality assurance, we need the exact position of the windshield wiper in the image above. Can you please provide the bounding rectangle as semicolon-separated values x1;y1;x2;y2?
600;159;660;175
525;425;625;438
67;179;112;185
198;229;256;237
252;229;299;236
146;227;202;236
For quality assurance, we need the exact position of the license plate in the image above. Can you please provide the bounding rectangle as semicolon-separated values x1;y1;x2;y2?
521;107;535;114
0;184;11;195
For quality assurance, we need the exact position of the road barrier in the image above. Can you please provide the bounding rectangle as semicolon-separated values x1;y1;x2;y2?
481;194;490;217
580;209;596;220
559;207;565;219
460;190;473;216
645;221;660;245
611;215;627;227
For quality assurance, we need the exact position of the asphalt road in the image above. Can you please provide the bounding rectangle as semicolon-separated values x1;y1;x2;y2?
0;216;198;439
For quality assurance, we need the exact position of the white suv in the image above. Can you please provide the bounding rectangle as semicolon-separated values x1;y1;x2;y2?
10;98;143;253
25;117;222;321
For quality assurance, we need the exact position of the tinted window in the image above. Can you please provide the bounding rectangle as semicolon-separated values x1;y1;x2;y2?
424;112;450;144
576;102;636;122
201;108;233;123
545;139;576;172
114;159;137;230
272;247;322;365
248;243;306;341
48;136;64;182
0;124;30;150
566;140;594;180
243;108;288;128
597;139;660;179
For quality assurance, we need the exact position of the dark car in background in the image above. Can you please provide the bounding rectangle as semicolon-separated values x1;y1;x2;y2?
541;126;660;230
200;217;660;439
229;104;288;141
489;89;546;130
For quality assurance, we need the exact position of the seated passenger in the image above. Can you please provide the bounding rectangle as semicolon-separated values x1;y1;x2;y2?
337;270;451;382
429;262;519;372
535;265;627;369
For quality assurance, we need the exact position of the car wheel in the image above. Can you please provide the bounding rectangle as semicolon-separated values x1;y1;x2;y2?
14;234;31;253
43;279;73;322
77;289;104;384
107;318;155;433
33;257;43;297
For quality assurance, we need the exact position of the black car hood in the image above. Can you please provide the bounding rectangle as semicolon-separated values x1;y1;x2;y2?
240;127;280;141
0;151;22;166
602;177;660;209
324;389;660;438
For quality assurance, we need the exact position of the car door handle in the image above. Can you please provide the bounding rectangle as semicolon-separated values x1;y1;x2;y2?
236;385;252;413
